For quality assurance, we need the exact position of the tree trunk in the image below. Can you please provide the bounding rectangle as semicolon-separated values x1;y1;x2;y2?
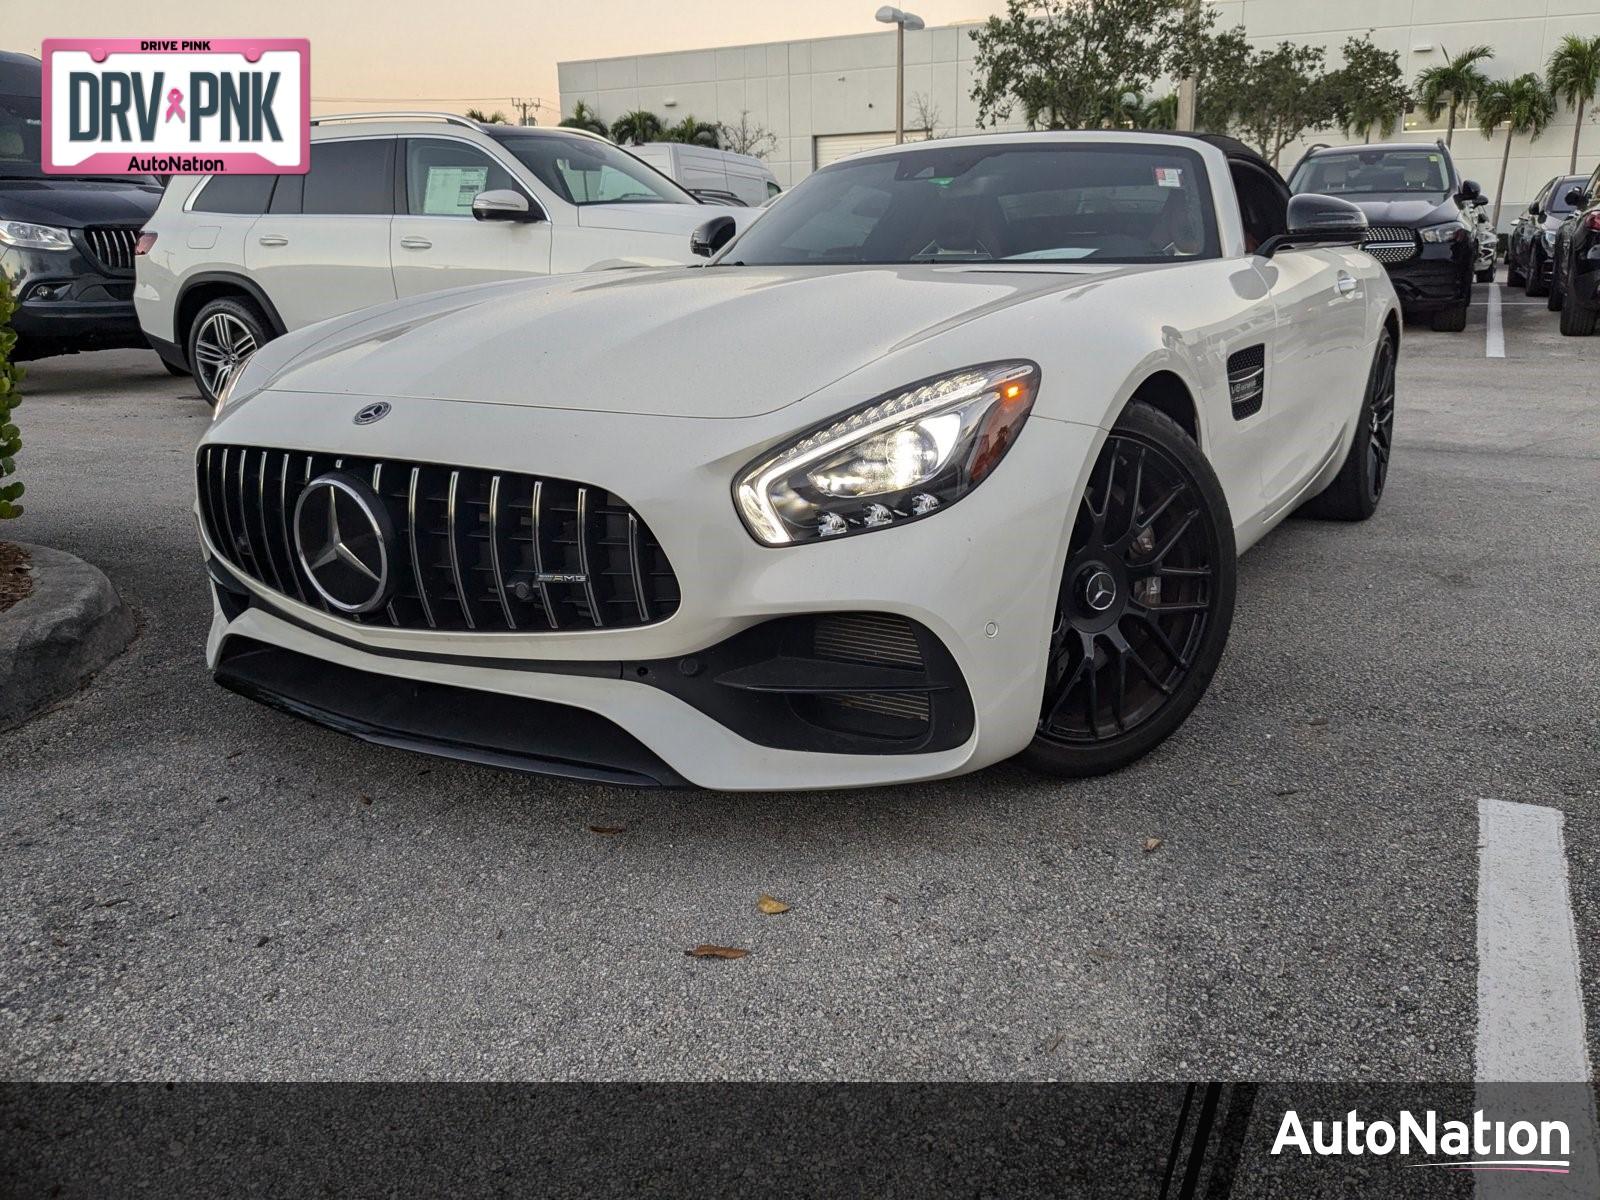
1492;124;1513;231
1446;100;1457;146
1572;99;1586;175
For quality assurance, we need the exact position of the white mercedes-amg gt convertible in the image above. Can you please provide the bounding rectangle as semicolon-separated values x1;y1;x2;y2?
196;131;1400;790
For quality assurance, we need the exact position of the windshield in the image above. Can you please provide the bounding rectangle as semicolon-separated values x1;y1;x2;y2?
488;131;694;206
1290;149;1450;197
0;93;157;184
719;142;1218;266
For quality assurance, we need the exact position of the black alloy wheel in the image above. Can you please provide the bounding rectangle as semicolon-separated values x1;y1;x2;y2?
1299;331;1396;522
1023;403;1236;778
1525;245;1550;297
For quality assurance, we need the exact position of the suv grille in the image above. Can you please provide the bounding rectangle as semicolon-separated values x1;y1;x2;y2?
198;445;681;633
82;225;140;274
1362;225;1420;264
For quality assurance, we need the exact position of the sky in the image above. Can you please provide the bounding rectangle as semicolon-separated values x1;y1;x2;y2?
17;1;1006;122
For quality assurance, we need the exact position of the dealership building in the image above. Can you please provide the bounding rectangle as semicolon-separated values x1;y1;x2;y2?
559;0;1600;225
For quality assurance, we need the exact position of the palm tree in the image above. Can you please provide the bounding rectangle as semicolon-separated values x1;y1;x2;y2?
558;101;609;137
1478;74;1558;229
608;110;664;146
663;116;721;147
464;108;508;125
1416;44;1494;146
1137;94;1178;130
1547;34;1600;173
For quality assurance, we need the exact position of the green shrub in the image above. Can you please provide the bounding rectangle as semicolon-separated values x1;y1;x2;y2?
0;274;21;520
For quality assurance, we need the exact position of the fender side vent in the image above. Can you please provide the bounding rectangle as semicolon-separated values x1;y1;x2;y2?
1227;345;1265;420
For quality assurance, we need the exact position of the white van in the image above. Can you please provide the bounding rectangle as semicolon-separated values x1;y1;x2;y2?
627;144;780;208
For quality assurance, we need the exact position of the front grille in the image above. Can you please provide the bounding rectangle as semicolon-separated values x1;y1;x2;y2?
82;225;140;274
1363;225;1420;264
198;445;680;633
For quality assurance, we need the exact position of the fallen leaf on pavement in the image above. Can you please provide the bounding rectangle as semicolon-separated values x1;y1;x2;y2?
685;944;749;960
756;894;790;915
589;824;626;836
1142;837;1163;853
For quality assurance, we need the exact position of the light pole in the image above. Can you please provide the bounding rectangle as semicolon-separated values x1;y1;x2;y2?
875;6;924;144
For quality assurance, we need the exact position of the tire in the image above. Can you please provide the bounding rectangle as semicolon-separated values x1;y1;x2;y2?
1430;304;1468;332
162;359;190;377
1475;267;1496;284
1299;331;1396;523
1525;249;1549;297
1559;289;1598;336
1506;252;1526;289
186;295;272;406
1020;402;1237;779
1549;254;1565;311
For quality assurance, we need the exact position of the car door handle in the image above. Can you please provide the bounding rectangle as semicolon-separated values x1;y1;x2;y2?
1335;272;1358;297
257;235;288;247
400;237;432;250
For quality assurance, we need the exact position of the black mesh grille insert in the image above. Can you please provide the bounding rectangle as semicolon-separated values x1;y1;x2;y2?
1363;225;1421;264
197;445;680;633
1226;344;1265;420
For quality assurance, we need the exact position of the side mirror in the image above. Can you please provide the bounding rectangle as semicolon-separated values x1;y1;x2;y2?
1258;193;1368;257
1529;202;1543;218
1566;187;1588;207
690;215;737;258
1457;179;1483;205
471;189;540;222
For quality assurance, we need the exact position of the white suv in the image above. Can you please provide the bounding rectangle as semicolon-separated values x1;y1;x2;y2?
135;113;746;403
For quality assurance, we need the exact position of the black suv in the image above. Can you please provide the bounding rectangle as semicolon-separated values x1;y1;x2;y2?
1549;163;1600;335
0;51;164;362
1288;140;1482;332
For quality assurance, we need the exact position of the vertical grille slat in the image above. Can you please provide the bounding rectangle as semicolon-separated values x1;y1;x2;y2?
83;225;139;274
199;446;677;634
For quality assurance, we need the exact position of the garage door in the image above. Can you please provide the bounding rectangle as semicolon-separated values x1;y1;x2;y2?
813;132;899;170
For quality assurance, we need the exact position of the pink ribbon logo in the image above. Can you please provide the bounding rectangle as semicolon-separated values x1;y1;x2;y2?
164;88;185;123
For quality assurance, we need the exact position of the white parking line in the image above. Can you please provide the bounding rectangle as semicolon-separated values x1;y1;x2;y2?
1487;284;1506;358
1477;798;1590;1081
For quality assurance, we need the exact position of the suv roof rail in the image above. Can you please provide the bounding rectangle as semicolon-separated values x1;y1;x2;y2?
309;111;483;129
1435;137;1449;153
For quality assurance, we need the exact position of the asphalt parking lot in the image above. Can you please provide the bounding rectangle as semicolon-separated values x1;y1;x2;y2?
3;278;1597;1082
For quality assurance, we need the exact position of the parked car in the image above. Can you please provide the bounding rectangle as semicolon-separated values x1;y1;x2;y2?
1506;173;1588;296
1288;140;1481;331
194;131;1401;789
0;51;165;364
1470;205;1497;283
136;113;748;403
1548;165;1600;332
627;143;781;208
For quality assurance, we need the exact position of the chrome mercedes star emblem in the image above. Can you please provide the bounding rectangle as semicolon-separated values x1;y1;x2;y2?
1084;569;1118;613
292;474;394;613
353;401;392;426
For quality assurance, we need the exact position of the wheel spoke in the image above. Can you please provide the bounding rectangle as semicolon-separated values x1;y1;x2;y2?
1148;509;1199;565
1124;608;1191;669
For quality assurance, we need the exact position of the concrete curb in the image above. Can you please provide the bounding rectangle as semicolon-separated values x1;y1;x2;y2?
0;542;136;732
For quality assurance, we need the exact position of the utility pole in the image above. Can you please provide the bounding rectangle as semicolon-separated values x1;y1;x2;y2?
512;98;538;127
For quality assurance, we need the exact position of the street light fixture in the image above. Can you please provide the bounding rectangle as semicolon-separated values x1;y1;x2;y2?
876;5;925;144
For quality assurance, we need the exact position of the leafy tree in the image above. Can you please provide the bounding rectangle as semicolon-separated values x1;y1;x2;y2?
609;109;664;146
1230;41;1338;167
1330;33;1411;142
1193;25;1255;135
465;108;509;124
663;116;721;147
969;0;1215;130
1415;44;1493;146
1547;34;1600;173
719;111;779;158
1478;74;1557;228
909;93;946;139
0;276;23;521
559;101;610;137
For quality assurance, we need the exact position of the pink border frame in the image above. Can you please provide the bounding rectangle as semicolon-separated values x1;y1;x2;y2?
41;38;310;174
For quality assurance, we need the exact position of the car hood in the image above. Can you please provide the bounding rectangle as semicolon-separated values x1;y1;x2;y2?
253;264;1113;418
0;178;163;227
1347;195;1456;226
575;200;748;236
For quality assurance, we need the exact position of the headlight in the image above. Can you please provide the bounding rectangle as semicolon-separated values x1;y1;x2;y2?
1544;229;1559;246
1419;221;1467;244
0;220;73;251
734;360;1039;546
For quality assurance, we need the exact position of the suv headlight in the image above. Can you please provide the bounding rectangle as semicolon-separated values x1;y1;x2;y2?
734;360;1039;546
1419;221;1466;244
0;220;73;251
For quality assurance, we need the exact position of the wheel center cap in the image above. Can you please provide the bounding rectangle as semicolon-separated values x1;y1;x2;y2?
1082;569;1118;613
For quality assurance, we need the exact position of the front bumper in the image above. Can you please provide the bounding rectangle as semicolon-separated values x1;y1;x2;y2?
0;244;145;361
1382;241;1473;312
200;391;1103;790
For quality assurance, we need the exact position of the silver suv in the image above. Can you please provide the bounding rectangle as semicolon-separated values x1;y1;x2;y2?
135;113;744;403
